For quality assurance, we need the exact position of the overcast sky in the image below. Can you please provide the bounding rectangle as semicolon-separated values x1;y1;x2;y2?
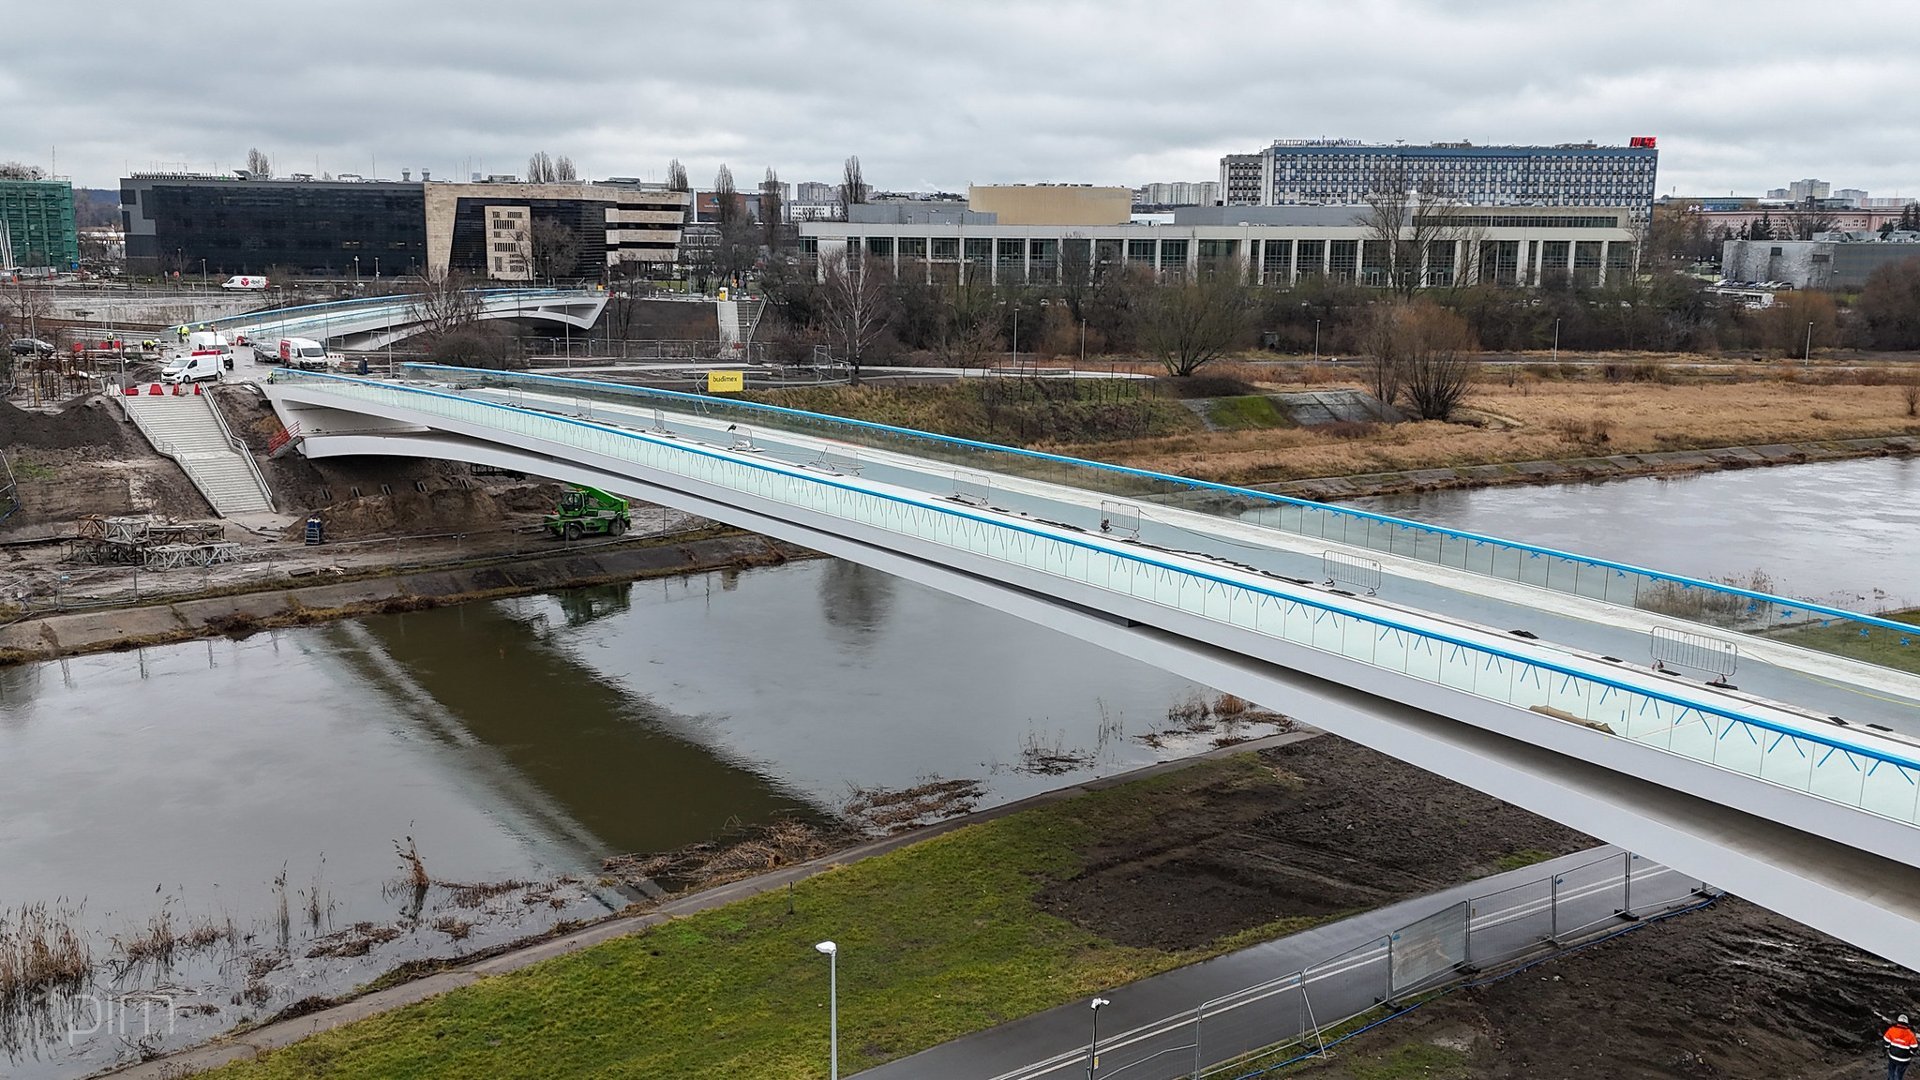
8;0;1919;198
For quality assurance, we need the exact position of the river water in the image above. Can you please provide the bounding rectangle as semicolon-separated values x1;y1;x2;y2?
2;456;1912;1076
1353;456;1920;610
0;559;1216;1077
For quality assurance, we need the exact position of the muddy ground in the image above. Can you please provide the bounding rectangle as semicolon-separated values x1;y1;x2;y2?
1299;896;1915;1079
1038;738;1595;951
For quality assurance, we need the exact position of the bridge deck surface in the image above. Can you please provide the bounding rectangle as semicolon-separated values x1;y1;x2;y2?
459;383;1920;739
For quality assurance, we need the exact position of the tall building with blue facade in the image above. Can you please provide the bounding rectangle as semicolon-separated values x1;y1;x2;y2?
1221;138;1659;224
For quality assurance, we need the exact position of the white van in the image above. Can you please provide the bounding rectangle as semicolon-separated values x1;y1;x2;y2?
160;352;224;384
221;275;269;291
277;337;332;370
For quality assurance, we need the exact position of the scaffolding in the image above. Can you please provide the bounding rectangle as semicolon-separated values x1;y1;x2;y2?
67;515;230;569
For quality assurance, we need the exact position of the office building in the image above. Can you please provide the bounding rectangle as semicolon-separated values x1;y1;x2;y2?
1220;138;1660;223
799;203;1638;288
0;177;80;270
122;174;687;280
1135;181;1221;208
966;185;1130;227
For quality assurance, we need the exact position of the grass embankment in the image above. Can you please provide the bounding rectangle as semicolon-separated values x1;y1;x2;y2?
749;380;1201;445
755;366;1919;487
213;757;1321;1080
1776;608;1920;674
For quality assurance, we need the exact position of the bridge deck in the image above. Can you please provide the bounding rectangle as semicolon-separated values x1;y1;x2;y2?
460;381;1920;739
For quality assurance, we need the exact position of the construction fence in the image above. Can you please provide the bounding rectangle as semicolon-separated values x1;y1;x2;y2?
1082;851;1716;1080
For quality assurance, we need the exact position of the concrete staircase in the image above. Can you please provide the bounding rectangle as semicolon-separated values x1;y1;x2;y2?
122;392;275;516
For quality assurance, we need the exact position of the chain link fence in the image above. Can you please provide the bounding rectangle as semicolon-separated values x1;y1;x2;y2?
1070;852;1715;1080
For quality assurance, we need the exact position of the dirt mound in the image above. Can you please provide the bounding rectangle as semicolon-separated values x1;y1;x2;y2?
1035;738;1593;951
292;486;517;541
0;398;131;453
1307;898;1915;1079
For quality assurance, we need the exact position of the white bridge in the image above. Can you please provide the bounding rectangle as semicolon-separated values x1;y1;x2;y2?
263;364;1920;971
210;289;607;351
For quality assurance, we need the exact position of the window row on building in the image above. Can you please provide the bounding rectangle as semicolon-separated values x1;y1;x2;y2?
796;219;1639;289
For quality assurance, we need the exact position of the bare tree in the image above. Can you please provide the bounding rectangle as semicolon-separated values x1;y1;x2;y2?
0;162;47;181
245;148;271;179
1137;271;1252;376
1783;197;1837;241
760;167;784;251
666;159;690;192
713;165;739;229
527;152;561;184
839;156;866;221
554;155;577;182
1374;300;1479;420
818;248;892;384
1359;303;1405;407
1358;160;1470;297
407;269;484;341
513;219;581;282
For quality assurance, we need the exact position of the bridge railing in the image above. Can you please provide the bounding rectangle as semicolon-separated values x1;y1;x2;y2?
272;368;1920;829
396;363;1920;674
212;289;590;330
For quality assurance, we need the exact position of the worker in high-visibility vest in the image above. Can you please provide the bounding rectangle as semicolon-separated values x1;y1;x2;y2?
1883;1012;1918;1079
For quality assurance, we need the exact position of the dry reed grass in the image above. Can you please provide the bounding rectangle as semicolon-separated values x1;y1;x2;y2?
1079;379;1920;485
0;903;91;1004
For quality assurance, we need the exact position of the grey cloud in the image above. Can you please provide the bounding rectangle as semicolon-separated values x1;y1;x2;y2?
8;0;1920;197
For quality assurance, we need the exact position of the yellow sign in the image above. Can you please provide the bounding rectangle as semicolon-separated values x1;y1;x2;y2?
707;370;744;393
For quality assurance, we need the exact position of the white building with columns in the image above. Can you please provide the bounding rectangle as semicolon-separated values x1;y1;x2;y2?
797;204;1640;288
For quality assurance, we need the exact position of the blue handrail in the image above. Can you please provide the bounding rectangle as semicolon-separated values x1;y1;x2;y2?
278;367;1920;786
400;362;1920;642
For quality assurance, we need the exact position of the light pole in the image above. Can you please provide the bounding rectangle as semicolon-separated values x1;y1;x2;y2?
1313;318;1321;361
199;258;207;288
353;256;360;288
1087;997;1110;1077
1805;320;1813;366
815;941;838;1080
1552;318;1561;364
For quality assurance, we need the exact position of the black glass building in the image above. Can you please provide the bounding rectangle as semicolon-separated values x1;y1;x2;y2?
121;176;428;278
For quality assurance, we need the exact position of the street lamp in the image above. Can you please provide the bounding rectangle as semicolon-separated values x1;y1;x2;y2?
1087;997;1110;1077
815;941;839;1080
353;256;360;288
1805;320;1814;366
374;256;380;286
1314;318;1321;360
1552;318;1561;364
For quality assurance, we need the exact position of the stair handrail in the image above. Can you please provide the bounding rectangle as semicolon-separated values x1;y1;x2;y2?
203;385;276;512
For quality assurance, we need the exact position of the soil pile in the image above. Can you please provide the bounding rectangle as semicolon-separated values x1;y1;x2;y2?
0;398;131;453
1036;738;1593;951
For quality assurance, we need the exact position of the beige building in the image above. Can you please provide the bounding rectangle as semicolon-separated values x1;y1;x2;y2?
423;181;688;281
967;185;1130;227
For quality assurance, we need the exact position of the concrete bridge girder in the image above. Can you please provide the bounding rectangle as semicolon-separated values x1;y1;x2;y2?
267;388;1920;973
229;292;608;351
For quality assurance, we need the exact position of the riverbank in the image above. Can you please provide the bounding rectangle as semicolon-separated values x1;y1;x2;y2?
0;529;806;666
120;735;1594;1079
1266;433;1920;500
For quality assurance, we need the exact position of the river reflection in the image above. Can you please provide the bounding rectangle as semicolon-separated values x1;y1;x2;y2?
0;557;1207;1078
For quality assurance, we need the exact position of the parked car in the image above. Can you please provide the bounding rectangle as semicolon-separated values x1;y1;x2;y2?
9;337;55;357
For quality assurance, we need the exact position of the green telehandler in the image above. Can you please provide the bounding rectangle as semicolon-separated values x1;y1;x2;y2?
544;485;631;541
